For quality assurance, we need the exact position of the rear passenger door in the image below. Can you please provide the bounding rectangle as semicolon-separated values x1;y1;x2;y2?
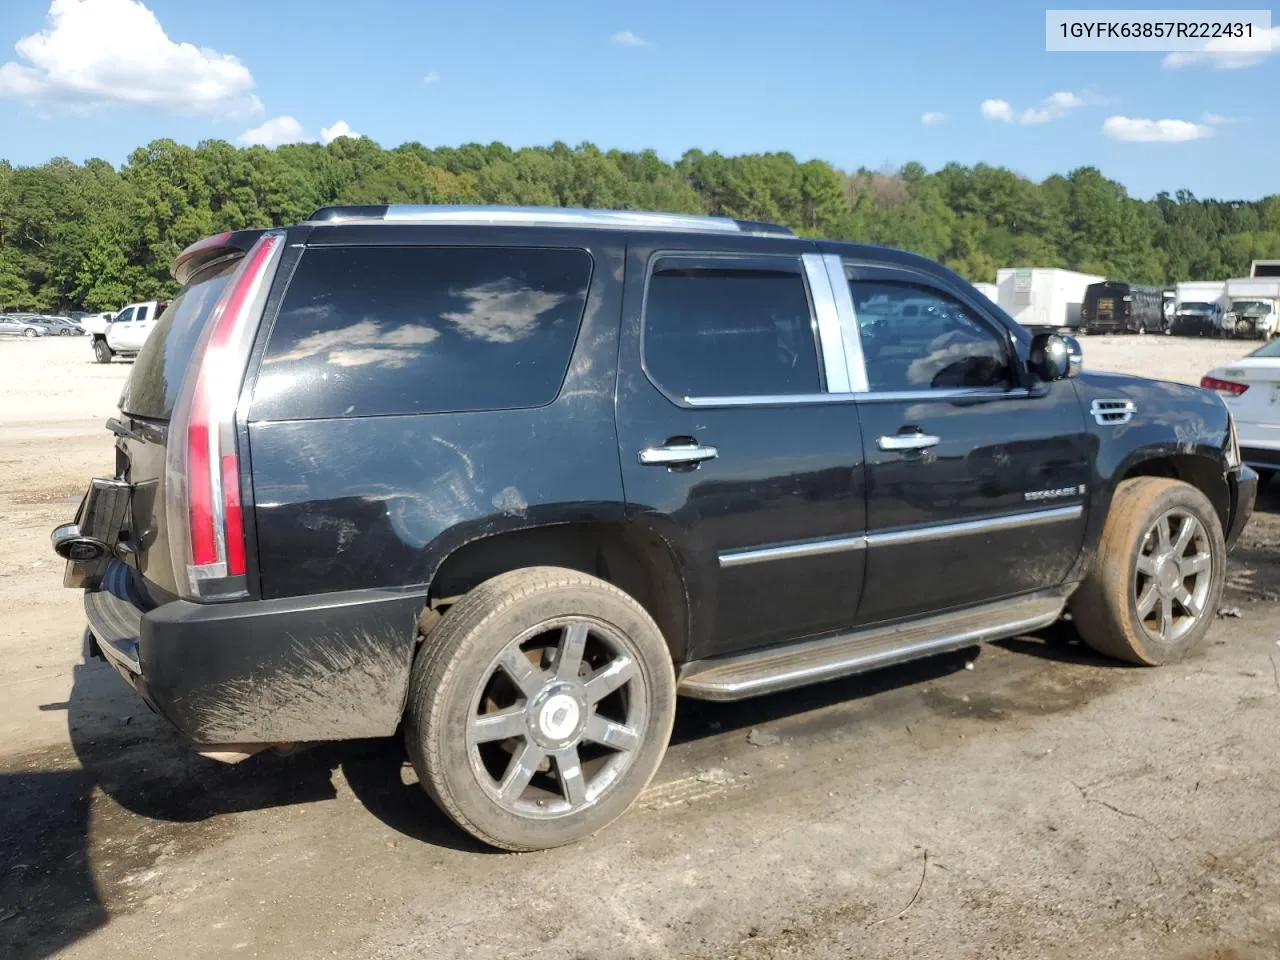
616;240;867;661
847;263;1091;624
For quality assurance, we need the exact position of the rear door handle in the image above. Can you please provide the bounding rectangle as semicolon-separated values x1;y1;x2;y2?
638;443;719;466
877;433;941;451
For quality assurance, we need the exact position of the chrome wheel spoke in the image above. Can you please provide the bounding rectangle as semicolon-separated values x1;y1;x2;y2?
1175;585;1202;618
583;713;641;752
469;706;528;744
554;622;589;681
1172;516;1195;555
553;747;587;807
1135;553;1157;576
498;647;546;699
1158;596;1174;638
1136;583;1159;618
498;741;545;801
1179;552;1211;577
583;656;638;704
1155;517;1172;552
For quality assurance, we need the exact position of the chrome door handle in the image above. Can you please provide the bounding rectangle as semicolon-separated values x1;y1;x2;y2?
638;443;719;466
877;433;940;451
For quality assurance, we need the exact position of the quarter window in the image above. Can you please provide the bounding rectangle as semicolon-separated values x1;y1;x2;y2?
644;259;821;399
253;246;592;420
848;280;1012;392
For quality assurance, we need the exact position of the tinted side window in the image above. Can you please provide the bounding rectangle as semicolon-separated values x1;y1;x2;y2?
849;280;1011;392
253;246;592;420
135;306;149;323
644;260;820;399
114;307;134;323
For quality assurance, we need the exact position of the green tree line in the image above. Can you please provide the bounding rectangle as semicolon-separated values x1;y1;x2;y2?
1;136;1278;311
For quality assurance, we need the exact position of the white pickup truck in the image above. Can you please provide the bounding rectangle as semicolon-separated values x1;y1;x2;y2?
83;300;170;363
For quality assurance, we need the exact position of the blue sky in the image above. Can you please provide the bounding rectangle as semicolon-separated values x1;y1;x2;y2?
0;0;1276;200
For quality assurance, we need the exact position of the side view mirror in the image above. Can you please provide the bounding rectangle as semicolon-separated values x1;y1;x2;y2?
1029;332;1080;381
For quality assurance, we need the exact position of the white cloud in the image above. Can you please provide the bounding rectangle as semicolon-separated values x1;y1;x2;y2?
1102;115;1214;143
1163;26;1280;69
920;111;946;126
321;120;359;144
0;0;260;116
240;115;308;147
423;70;440;85
982;90;1085;125
610;30;650;47
981;98;1014;121
1200;112;1236;125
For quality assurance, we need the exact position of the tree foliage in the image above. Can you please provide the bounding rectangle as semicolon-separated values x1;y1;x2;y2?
0;137;1276;310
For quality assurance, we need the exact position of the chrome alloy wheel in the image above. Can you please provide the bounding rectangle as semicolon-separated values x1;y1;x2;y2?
467;617;647;818
1134;509;1212;644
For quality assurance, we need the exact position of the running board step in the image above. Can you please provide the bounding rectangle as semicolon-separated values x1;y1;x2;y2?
677;593;1065;701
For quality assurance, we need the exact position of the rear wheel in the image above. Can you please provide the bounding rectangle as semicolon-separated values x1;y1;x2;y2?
23;328;37;339
404;567;676;851
1071;478;1225;665
93;338;113;364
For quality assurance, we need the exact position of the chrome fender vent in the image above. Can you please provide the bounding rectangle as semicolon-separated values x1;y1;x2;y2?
1091;398;1136;425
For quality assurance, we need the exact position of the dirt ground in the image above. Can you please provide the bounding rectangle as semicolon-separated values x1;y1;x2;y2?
2;334;1278;960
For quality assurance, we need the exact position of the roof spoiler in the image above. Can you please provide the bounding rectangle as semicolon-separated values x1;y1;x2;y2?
171;229;268;286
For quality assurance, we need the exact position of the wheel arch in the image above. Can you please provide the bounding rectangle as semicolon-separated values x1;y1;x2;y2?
1117;452;1230;533
425;521;693;664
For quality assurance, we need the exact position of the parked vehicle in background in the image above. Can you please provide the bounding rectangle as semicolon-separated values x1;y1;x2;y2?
41;316;85;336
1174;281;1229;336
53;204;1256;852
0;314;52;338
89;300;170;363
1203;337;1280;486
972;281;998;302
1173;301;1224;336
996;267;1105;333
1223;278;1280;339
1080;281;1167;334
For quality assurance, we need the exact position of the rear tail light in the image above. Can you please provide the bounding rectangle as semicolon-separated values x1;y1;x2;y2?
166;232;284;600
1200;375;1249;396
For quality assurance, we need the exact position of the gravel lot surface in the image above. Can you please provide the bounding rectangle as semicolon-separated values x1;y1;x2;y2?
2;335;1277;960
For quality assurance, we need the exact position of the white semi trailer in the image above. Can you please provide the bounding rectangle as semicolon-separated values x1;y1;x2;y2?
995;268;1105;332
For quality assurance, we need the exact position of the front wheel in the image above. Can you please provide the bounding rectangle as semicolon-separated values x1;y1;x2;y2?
93;338;113;364
1070;478;1226;665
23;328;37;339
404;567;676;851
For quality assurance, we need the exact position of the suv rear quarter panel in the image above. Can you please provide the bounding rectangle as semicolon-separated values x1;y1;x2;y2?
245;226;630;600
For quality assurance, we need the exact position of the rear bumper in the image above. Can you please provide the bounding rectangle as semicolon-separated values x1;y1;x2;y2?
84;560;423;745
1226;466;1258;552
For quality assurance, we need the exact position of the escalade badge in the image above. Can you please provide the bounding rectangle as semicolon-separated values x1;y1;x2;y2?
1025;484;1087;502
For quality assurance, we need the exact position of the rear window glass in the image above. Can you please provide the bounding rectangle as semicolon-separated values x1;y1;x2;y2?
251;246;592;420
119;259;239;420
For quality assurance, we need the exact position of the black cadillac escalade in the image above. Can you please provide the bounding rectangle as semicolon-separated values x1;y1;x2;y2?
53;205;1257;851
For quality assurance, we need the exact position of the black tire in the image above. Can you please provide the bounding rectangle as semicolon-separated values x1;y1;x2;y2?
93;338;113;364
404;566;676;851
1070;478;1226;665
1257;469;1274;490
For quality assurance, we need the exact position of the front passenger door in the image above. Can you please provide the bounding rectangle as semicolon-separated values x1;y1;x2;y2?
850;267;1091;624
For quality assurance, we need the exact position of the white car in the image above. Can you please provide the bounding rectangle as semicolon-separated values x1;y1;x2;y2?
1203;337;1280;485
90;300;170;363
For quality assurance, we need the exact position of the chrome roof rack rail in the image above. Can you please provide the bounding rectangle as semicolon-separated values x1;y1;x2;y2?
306;204;794;237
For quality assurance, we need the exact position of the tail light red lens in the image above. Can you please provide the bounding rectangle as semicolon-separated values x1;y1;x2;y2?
1200;375;1249;396
167;232;283;599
